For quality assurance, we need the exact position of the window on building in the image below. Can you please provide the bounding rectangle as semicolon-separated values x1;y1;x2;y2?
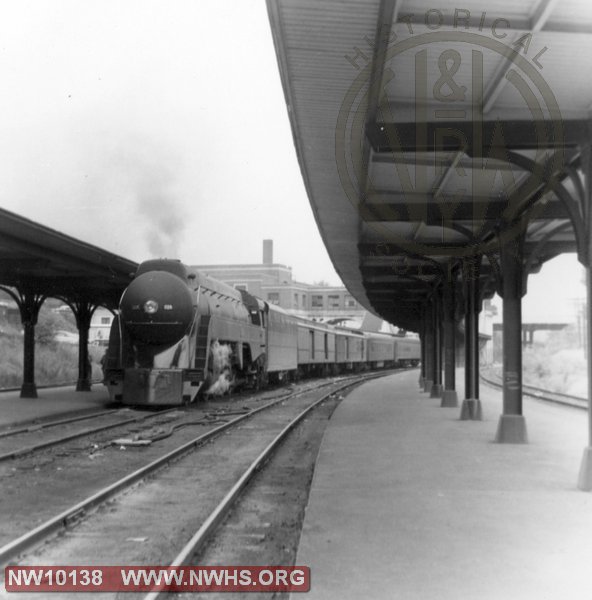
302;294;306;307
100;317;111;325
312;294;323;308
267;292;280;305
328;294;340;309
345;295;356;308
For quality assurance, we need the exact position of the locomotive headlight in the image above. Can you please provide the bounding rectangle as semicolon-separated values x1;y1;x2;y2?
143;299;159;314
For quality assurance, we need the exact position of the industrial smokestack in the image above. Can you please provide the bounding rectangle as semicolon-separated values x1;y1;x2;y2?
263;239;273;265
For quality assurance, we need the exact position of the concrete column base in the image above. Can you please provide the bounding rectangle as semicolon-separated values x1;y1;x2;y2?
577;447;592;491
495;414;528;444
430;383;443;398
441;389;458;408
423;379;433;393
20;382;38;398
460;398;482;421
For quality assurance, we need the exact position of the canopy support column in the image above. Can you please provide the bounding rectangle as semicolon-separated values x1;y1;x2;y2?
423;302;433;393
495;235;528;443
12;289;45;399
419;319;426;389
430;288;443;398
441;274;458;407
460;257;482;420
70;302;95;392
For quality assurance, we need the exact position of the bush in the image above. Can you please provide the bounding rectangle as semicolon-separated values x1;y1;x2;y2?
486;325;587;397
521;326;586;395
0;333;25;388
0;331;105;389
35;305;78;346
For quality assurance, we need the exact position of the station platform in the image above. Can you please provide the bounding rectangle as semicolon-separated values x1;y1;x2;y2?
0;385;112;429
295;369;592;600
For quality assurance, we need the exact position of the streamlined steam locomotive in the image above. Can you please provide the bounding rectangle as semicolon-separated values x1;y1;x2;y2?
103;259;420;405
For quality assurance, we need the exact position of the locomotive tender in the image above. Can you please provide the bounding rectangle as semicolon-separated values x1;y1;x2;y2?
103;259;420;405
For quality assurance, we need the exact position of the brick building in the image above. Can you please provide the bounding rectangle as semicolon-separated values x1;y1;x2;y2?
193;240;366;323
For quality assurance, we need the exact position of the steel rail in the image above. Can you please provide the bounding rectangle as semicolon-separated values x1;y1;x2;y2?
521;383;586;404
481;373;587;410
0;374;377;565
142;376;372;600
0;409;121;439
0;379;103;394
0;407;182;463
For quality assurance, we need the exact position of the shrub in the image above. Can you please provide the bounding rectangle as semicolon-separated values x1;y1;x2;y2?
0;330;105;389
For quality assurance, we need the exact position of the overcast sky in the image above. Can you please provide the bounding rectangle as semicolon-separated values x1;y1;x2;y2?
0;0;341;284
494;253;586;324
0;1;586;317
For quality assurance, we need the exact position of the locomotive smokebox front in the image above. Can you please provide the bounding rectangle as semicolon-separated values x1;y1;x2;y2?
120;270;194;347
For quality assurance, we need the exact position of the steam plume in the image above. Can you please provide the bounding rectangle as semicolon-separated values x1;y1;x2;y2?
205;340;234;396
134;157;186;258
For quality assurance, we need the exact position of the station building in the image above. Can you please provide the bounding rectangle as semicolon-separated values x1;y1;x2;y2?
193;240;368;324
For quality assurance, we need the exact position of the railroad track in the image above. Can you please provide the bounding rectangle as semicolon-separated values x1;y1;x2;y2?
0;375;368;463
141;378;351;600
480;372;588;410
0;407;184;462
0;377;337;463
0;408;120;439
0;371;393;569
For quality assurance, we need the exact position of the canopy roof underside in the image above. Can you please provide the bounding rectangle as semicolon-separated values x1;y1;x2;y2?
268;0;592;331
0;208;137;307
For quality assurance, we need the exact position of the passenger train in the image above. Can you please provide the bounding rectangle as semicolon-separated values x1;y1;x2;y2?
103;259;420;405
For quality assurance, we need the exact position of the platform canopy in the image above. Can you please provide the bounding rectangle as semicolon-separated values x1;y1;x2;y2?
0;207;137;307
267;0;592;331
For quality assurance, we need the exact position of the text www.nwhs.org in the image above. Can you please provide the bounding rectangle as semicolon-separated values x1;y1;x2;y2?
4;565;310;592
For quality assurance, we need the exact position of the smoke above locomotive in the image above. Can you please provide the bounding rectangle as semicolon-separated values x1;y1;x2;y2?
102;259;420;406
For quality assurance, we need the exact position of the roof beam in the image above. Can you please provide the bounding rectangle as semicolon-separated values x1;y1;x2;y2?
372;153;519;171
432;148;465;200
359;0;401;196
361;264;492;279
359;199;570;223
358;240;577;258
367;119;586;152
363;276;436;285
361;265;441;277
395;9;588;35
483;0;560;112
365;287;438;298
367;0;400;126
371;297;426;305
358;240;498;259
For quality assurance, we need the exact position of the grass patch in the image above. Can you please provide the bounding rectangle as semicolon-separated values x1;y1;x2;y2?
0;334;105;389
